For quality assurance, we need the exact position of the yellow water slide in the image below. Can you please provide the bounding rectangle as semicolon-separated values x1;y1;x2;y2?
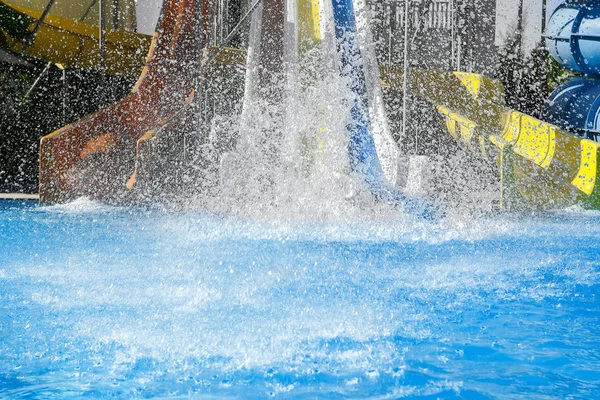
1;0;150;78
7;0;136;29
410;70;600;211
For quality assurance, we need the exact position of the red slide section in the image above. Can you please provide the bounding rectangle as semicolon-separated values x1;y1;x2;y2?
39;0;201;204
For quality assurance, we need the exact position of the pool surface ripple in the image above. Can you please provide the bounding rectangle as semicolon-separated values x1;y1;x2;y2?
1;199;599;398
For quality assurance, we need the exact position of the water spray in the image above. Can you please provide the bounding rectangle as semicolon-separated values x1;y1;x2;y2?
331;0;443;221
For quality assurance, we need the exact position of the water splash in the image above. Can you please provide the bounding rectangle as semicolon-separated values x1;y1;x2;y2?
213;0;427;222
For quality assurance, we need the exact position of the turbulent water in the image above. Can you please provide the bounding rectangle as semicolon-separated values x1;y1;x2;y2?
217;0;402;219
2;2;599;398
1;198;599;398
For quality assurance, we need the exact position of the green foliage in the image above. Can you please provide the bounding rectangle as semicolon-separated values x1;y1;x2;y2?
545;54;572;91
496;36;570;119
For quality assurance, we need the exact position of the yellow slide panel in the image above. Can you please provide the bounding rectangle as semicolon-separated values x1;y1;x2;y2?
298;0;321;51
419;71;600;209
572;140;600;196
453;72;482;99
5;0;136;30
501;111;521;145
2;1;150;78
437;106;479;146
511;114;556;169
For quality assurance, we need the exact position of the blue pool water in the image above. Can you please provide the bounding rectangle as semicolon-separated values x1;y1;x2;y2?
1;198;600;398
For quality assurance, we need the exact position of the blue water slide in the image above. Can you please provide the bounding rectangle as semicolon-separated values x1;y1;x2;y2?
542;77;600;141
331;0;442;221
546;0;600;76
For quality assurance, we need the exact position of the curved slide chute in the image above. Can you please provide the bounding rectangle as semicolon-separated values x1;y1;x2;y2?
38;0;203;204
331;0;442;221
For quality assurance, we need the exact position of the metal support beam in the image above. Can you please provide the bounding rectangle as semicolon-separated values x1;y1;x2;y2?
98;0;107;106
21;0;57;54
80;0;98;21
21;61;52;103
541;0;547;36
113;0;119;29
402;0;411;153
99;0;106;74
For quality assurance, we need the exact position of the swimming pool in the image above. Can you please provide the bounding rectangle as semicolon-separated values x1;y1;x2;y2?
1;198;599;398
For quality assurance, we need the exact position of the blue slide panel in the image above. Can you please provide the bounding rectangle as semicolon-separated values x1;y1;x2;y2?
546;0;600;76
331;0;442;220
542;77;600;141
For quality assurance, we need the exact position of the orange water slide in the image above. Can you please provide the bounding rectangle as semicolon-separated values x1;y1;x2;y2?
39;0;202;203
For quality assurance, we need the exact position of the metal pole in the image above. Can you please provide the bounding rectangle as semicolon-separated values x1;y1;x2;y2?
387;3;392;66
402;0;410;153
99;0;106;74
457;36;461;71
21;0;57;54
99;0;107;106
113;0;119;30
62;66;67;125
450;0;455;69
541;0;547;37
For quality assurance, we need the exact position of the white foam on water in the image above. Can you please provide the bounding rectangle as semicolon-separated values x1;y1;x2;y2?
6;0;600;381
2;195;599;400
7;204;596;376
37;196;126;214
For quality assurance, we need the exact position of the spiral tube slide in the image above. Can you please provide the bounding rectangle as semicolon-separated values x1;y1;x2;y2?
331;0;442;220
544;1;600;138
546;0;600;76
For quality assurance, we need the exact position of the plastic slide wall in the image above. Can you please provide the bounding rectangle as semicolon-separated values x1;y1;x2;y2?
332;0;439;219
39;0;201;203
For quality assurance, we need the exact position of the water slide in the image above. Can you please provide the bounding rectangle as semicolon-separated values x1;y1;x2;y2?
543;0;600;139
39;0;438;219
1;0;150;78
414;0;600;210
39;0;202;203
327;0;438;219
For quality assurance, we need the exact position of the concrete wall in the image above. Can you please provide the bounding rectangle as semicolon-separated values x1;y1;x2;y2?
495;0;566;55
